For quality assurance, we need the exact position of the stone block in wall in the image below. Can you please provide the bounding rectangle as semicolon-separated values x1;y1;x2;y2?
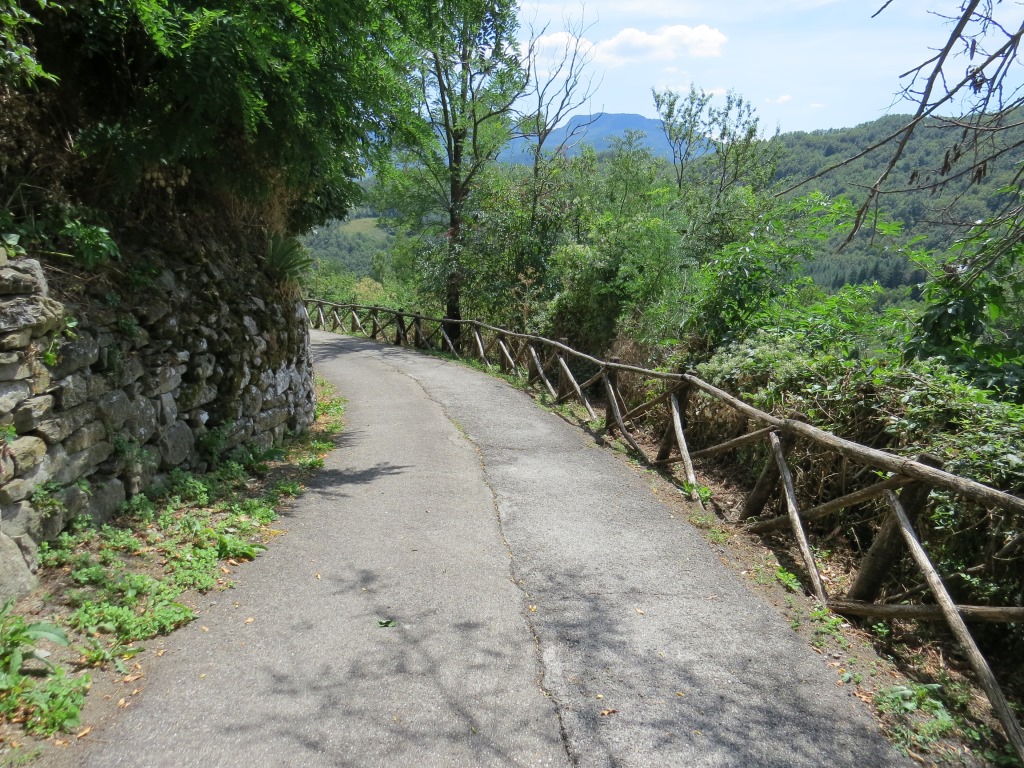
122;396;158;445
185;354;215;382
241;385;262;417
53;485;89;520
177;382;218;411
85;479;125;524
157;421;194;469
56;372;90;409
0;456;51;505
34;402;97;444
156;392;177;427
9;436;46;474
0;296;63;337
1;501;39;539
0;260;46;296
0;329;31;350
0;352;30;381
111;356;144;387
255;407;290;433
50;333;99;379
123;447;159;497
142;364;183;397
97;390;131;431
0;380;30;416
13;395;53;432
64;420;106;453
0;532;35;601
52;441;112;487
0;454;12;485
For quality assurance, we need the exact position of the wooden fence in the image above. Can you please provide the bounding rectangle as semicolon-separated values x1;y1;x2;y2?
305;298;1024;759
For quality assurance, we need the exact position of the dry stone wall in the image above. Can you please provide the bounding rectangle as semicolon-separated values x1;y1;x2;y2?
0;251;315;599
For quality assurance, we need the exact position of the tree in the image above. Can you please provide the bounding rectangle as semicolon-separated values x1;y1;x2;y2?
399;0;528;342
1;0;416;246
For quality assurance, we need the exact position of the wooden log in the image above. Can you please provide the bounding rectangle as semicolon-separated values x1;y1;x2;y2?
370;308;380;340
578;369;605;392
656;421;676;463
747;475;915;534
603;373;649;462
740;414;805;520
316;303;326;329
771;431;828;605
350;310;366;336
394;312;407;346
620;388;674;424
690;427;775;461
528;345;557;398
440;327;460;358
555;355;597;420
473;325;491;368
414;316;426;349
827;599;1024;624
847;454;943;603
496;336;517;374
556;339;572;401
604;359;621;431
671;390;706;511
887;490;1024;761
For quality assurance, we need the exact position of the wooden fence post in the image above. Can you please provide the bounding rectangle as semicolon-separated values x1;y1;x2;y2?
414;315;425;349
604;358;621;431
370;307;380;340
740;413;806;520
847;453;943;603
556;339;571;401
395;311;407;346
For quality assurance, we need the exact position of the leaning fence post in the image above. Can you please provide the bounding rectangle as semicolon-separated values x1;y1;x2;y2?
740;413;806;520
847;453;943;603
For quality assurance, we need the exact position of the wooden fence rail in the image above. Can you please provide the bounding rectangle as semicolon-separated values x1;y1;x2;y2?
305;299;1024;758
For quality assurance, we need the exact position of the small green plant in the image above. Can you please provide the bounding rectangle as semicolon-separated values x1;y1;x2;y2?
681;481;713;504
298;455;324;469
273;480;302;498
875;683;955;752
266;233;314;284
0;599;87;735
775;567;802;593
809;604;848;649
41;316;79;367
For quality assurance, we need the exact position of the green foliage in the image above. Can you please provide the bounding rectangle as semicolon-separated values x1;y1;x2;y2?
266;233;313;285
0;0;60;86
0;598;85;736
775;568;802;593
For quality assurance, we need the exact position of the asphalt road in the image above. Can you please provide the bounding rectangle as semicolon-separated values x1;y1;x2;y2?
62;331;906;767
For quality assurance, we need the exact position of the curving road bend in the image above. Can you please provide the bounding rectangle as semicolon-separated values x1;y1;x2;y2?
63;331;907;767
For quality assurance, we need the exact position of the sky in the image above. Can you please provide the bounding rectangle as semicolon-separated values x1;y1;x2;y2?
518;0;983;134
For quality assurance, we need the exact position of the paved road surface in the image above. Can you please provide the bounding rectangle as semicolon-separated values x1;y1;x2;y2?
63;331;906;767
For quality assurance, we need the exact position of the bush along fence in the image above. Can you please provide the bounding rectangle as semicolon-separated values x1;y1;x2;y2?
305;298;1024;760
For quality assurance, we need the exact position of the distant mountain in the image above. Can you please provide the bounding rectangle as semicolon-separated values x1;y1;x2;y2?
502;112;671;163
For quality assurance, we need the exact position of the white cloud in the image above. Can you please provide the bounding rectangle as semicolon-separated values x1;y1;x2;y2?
810;102;826;109
595;24;727;66
767;94;793;104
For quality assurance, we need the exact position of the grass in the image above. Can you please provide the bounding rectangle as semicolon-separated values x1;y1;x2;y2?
0;378;345;746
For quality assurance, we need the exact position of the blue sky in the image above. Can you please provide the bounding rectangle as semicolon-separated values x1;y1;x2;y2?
519;0;971;133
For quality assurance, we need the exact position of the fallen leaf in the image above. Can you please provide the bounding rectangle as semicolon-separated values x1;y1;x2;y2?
675;691;685;697
315;573;321;580
599;709;619;717
244;617;255;624
54;740;68;747
155;649;166;657
227;559;240;566
201;626;209;632
117;698;127;708
76;727;92;740
220;566;231;574
131;688;141;695
635;608;645;615
123;674;143;683
595;694;604;700
199;674;206;679
378;619;396;628
528;605;537;612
